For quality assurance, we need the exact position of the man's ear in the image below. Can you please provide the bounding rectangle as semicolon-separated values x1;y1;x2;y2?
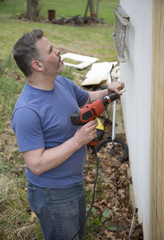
31;60;44;72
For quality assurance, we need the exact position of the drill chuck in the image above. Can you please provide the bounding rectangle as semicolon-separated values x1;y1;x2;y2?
101;93;118;105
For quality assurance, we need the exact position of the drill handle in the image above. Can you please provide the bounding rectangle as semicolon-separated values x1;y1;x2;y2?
89;139;99;154
71;98;105;125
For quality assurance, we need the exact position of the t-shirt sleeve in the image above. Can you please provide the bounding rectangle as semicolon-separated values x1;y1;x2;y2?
12;107;45;152
73;84;88;107
65;78;88;107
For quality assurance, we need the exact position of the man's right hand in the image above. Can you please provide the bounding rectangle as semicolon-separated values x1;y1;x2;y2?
73;119;98;147
22;119;98;175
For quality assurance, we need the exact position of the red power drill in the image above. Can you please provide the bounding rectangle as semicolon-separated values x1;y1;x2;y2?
71;92;119;149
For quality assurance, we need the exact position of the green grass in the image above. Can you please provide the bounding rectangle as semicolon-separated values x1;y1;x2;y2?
0;20;117;61
0;0;118;61
0;0;118;23
0;0;119;239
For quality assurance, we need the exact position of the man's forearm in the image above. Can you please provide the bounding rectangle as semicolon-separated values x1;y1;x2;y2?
34;137;81;175
86;81;124;104
23;120;97;175
87;89;108;103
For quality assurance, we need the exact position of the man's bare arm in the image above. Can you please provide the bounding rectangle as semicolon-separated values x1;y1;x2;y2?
23;120;97;175
86;81;125;103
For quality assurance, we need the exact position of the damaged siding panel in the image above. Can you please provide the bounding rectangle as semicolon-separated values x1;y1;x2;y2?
120;0;152;239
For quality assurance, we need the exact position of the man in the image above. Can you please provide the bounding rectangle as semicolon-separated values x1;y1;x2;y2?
12;29;124;240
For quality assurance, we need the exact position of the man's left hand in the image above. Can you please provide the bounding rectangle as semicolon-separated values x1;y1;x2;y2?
107;81;125;95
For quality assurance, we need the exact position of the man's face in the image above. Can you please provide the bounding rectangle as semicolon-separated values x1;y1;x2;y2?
35;37;65;76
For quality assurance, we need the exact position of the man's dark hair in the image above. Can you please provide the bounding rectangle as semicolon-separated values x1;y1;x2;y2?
13;29;44;77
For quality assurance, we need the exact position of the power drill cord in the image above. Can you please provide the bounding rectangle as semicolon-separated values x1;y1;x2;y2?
71;138;128;239
71;147;99;240
71;138;128;240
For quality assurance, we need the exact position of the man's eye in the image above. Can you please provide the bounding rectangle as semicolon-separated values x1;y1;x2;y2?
49;46;53;53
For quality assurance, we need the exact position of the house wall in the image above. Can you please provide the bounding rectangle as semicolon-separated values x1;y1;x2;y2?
119;1;153;239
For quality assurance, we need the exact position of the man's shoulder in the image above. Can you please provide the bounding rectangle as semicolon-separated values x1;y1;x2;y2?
12;83;40;122
56;75;74;87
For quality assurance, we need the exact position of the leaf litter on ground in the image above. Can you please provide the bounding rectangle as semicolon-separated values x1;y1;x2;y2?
84;117;143;240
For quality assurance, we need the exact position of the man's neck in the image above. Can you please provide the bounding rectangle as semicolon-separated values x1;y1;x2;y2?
27;73;57;90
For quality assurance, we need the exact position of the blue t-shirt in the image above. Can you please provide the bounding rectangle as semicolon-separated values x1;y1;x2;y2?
11;75;89;188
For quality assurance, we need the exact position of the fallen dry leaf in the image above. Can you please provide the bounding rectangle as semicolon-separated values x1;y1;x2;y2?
30;212;37;222
6;153;13;161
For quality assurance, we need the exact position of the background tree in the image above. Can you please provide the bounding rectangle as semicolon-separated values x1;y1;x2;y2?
96;0;99;18
26;0;40;21
84;0;100;18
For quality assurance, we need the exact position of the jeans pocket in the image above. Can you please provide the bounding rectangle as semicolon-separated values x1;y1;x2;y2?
46;188;80;219
51;198;78;219
27;186;38;216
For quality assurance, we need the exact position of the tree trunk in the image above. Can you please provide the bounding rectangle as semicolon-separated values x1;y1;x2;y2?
84;0;96;18
89;0;95;16
26;0;39;21
96;0;99;18
84;0;89;18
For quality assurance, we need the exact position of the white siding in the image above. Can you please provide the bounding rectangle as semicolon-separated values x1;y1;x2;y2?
119;1;152;239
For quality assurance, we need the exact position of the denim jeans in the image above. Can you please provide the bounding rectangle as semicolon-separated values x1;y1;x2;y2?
27;181;86;240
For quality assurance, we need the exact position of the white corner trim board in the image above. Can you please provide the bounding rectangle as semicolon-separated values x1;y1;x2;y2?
61;52;99;70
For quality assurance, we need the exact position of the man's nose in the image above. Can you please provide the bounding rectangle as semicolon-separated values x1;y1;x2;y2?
55;49;60;56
